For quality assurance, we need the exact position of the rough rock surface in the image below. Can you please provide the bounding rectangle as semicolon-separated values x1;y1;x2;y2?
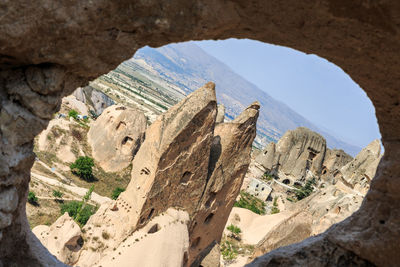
73;86;114;116
0;1;399;266
251;181;365;263
77;83;218;266
256;127;327;183
323;149;353;172
199;243;221;267
95;208;190;267
32;213;82;265
339;139;382;194
189;102;259;265
216;104;225;123
87;105;147;172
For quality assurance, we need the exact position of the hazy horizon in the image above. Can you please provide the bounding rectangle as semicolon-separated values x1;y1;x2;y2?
195;39;381;149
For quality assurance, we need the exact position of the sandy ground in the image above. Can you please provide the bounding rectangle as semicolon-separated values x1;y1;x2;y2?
95;208;189;267
36;160;72;184
225;207;292;245
38;118;71;150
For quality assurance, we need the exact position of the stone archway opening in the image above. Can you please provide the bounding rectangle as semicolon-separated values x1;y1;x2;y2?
25;38;382;266
0;1;399;267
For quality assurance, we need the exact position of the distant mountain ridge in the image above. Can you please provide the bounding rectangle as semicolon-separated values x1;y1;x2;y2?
131;42;361;156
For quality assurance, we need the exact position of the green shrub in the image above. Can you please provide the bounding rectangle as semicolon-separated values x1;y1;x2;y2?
70;156;95;181
60;201;97;226
234;191;266;215
68;109;78;120
271;206;280;214
111;187;125;200
227;224;241;235
28;191;38;205
295;178;316;200
52;190;63;198
262;172;273;181
227;224;242;240
270;196;280;214
60;185;96;226
220;240;238;261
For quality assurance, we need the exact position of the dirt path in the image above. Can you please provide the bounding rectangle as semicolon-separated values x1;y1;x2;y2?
31;172;111;205
35;159;75;185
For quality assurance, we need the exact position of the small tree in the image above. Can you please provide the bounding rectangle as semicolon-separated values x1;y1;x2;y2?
111;187;125;200
68;109;78;120
60;185;96;226
28;191;38;205
70;156;95;181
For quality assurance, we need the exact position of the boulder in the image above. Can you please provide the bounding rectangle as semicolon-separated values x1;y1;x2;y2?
87;104;147;172
32;213;83;265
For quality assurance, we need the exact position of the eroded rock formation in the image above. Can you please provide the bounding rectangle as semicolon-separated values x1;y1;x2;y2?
216;104;225;123
87;104;147;172
339;139;382;195
71;84;258;266
323;149;353;173
189;102;259;265
73;86;114;116
256;127;327;183
32;213;83;265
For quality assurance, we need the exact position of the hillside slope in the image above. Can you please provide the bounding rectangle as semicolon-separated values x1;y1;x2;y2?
130;43;360;155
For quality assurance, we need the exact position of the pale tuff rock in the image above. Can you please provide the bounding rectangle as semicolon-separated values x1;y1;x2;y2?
339;139;382;194
93;208;189;267
32;213;83;265
77;82;218;265
73;86;114;116
248;139;379;264
76;84;258;266
87;104;147;172
188;102;259;265
216;104;226;123
256;127;327;182
323;149;353;172
251;182;365;262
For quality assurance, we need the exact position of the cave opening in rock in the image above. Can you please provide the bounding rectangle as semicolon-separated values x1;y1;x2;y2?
2;3;395;266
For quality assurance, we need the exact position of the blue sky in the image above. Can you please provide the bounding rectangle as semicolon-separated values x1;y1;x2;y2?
195;39;381;148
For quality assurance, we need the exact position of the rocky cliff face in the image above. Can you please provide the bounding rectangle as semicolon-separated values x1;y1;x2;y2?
256;127;327;183
87;105;147;172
